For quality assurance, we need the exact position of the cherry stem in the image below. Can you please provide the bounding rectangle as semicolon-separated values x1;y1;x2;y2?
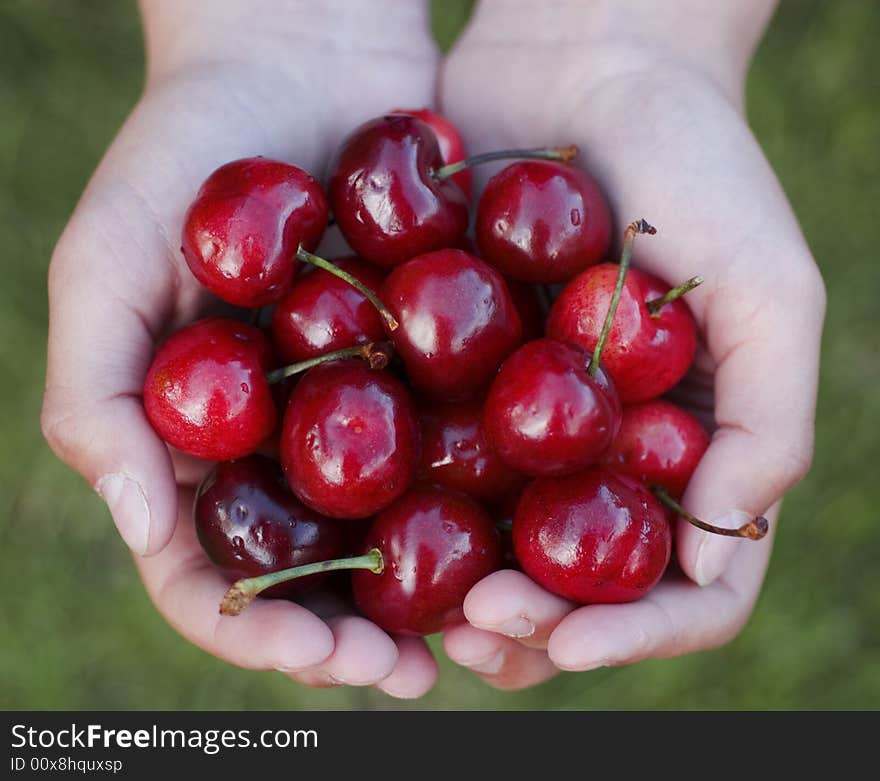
646;276;703;317
220;548;385;616
265;341;393;384
434;145;578;180
650;486;769;541
588;218;656;377
296;245;398;331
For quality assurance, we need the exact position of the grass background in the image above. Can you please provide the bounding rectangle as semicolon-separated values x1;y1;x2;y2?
1;0;877;709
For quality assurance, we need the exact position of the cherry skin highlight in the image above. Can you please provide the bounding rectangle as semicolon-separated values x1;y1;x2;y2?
328;115;469;267
483;338;622;477
181;157;328;307
513;467;672;604
381;248;522;401
195;455;348;597
476;160;611;284
280;360;420;519
546;263;698;403
352;485;502;636
143;318;276;461
270;257;387;363
602;399;710;499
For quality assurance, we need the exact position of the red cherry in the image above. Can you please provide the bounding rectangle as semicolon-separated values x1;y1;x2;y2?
418;398;524;506
381;248;522;400
195;455;349;597
483;338;621;477
601;399;709;499
352;485;502;635
476;160;611;283
181;158;328;307
390;107;472;199
328;115;469;267
547;263;698;403
144;318;276;461
513;467;672;603
504;278;546;342
279;359;420;519
271;257;387;363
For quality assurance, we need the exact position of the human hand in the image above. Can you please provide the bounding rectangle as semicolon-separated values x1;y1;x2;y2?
41;0;440;698
439;0;825;689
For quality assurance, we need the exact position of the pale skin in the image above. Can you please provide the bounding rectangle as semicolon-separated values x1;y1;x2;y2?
42;0;825;696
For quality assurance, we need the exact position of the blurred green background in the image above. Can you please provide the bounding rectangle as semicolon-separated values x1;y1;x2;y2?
1;1;878;710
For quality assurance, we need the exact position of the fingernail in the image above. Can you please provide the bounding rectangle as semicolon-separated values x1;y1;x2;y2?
693;510;751;586
96;473;150;556
497;616;535;639
466;652;505;675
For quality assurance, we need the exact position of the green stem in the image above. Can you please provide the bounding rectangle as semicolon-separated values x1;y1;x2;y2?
646;276;703;316
265;341;393;384
650;486;769;541
220;549;385;616
434;145;578;180
296;246;398;331
589;218;656;377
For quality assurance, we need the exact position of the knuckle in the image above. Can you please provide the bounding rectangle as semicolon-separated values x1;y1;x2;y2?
769;433;815;491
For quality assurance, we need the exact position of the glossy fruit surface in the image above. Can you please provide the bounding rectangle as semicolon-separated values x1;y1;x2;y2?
513;467;671;603
280;360;420;518
181;157;327;307
602;399;709;498
483;338;621;477
270;257;387;363
195;455;347;597
144;318;276;461
476;160;611;283
382;248;522;400
352;485;502;635
546;263;698;403
327;115;469;267
418;398;523;505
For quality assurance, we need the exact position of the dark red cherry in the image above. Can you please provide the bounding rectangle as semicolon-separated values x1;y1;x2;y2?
476;160;611;284
144;318;276;461
390;108;472;200
513;467;672;603
181;158;328;307
505;279;546;341
195;455;348;597
483;338;621;477
352;485;502;636
381;248;522;400
418;398;524;506
602;399;709;499
270;257;387;363
546;263;698;403
279;360;420;518
328;115;469;267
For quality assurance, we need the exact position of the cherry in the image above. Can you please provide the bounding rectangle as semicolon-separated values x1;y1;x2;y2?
505;278;546;342
390;108;472;199
195;455;349;597
601;399;709;499
513;467;672;604
483;338;621;477
418;398;523;506
279;359;420;519
546;263;699;404
143;318;277;461
476;160;611;283
271;256;387;363
381;248;523;400
181;157;327;307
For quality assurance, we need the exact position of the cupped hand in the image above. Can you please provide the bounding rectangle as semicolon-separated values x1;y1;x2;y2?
439;2;825;689
40;1;440;699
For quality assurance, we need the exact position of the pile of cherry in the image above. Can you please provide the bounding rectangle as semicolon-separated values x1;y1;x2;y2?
143;110;767;638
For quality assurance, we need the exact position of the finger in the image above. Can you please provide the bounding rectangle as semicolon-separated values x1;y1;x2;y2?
443;624;559;690
135;487;335;672
463;569;575;648
289;615;399;688
374;636;439;699
547;506;777;671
